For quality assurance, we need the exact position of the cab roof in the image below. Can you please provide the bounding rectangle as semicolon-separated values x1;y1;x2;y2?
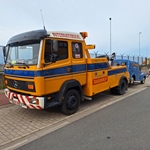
7;29;84;45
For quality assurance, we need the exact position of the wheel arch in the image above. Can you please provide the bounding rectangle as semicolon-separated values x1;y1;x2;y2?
57;79;83;102
131;74;136;80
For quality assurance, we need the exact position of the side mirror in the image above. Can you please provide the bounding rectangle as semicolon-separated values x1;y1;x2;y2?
3;46;7;63
50;53;57;63
52;40;58;52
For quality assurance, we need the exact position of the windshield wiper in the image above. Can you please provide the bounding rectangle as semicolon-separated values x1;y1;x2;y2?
16;62;29;68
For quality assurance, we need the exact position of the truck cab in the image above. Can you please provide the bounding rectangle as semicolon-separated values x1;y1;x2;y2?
112;59;146;84
4;29;130;115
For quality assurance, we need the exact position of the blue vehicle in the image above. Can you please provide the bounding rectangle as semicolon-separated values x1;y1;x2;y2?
112;59;146;84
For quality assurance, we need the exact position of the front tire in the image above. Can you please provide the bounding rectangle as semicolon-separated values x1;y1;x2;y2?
61;89;80;115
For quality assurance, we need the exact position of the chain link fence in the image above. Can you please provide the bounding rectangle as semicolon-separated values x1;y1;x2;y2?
90;52;148;65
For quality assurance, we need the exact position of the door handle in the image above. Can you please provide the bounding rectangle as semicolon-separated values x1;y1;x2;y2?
67;68;71;72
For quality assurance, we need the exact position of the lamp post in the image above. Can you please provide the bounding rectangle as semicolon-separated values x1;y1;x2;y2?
109;18;112;56
139;32;142;57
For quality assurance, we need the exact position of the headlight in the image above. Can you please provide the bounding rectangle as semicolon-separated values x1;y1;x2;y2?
30;98;39;104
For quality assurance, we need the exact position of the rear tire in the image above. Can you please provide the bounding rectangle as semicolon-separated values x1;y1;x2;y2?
61;89;80;115
116;79;126;95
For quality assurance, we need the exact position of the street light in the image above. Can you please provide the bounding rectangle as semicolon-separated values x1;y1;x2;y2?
139;32;142;57
109;18;112;56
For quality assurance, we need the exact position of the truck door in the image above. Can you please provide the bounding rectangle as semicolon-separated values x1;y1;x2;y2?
131;61;140;80
43;39;72;94
71;42;86;86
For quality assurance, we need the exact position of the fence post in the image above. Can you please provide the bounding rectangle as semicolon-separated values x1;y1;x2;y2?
127;54;130;60
94;51;98;58
120;54;124;59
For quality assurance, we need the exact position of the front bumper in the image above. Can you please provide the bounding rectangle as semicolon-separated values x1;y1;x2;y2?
4;88;44;109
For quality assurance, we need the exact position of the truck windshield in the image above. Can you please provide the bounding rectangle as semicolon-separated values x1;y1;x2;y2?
6;40;40;66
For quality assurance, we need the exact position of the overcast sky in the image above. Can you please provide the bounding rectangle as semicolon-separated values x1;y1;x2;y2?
0;0;150;57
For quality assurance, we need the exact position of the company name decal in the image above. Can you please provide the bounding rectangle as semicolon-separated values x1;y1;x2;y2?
93;76;108;85
52;33;81;39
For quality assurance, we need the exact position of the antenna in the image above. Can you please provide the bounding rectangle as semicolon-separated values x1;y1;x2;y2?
40;9;46;30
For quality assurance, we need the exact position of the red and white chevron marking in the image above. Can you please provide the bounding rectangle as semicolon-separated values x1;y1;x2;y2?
4;89;44;109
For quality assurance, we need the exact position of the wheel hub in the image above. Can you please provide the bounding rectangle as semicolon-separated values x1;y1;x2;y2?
67;95;77;110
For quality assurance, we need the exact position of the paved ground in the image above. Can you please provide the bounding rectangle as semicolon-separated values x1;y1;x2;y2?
0;90;10;106
0;78;150;149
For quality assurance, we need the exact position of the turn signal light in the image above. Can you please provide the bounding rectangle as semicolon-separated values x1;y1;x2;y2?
80;32;88;39
28;84;34;89
5;80;8;85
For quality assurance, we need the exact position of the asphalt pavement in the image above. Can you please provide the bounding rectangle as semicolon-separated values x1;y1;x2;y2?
17;87;150;150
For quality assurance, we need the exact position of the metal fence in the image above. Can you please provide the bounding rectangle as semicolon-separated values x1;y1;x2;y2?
90;53;147;65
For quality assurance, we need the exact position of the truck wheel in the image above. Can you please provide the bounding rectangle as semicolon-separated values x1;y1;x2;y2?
117;79;126;95
61;89;80;115
141;77;146;84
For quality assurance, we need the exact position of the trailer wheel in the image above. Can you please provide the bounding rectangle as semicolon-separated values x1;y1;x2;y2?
141;77;146;84
61;89;80;115
117;79;126;95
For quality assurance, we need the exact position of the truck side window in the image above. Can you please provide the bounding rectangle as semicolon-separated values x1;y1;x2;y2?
44;40;52;63
57;41;68;60
44;40;68;63
72;42;83;58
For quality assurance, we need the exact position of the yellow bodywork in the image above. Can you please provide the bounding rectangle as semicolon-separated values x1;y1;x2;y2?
4;33;129;98
82;58;129;96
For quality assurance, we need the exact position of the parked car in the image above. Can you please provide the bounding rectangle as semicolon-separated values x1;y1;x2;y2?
112;59;146;84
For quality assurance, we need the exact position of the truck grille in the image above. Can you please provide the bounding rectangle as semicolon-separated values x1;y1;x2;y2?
7;79;35;92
